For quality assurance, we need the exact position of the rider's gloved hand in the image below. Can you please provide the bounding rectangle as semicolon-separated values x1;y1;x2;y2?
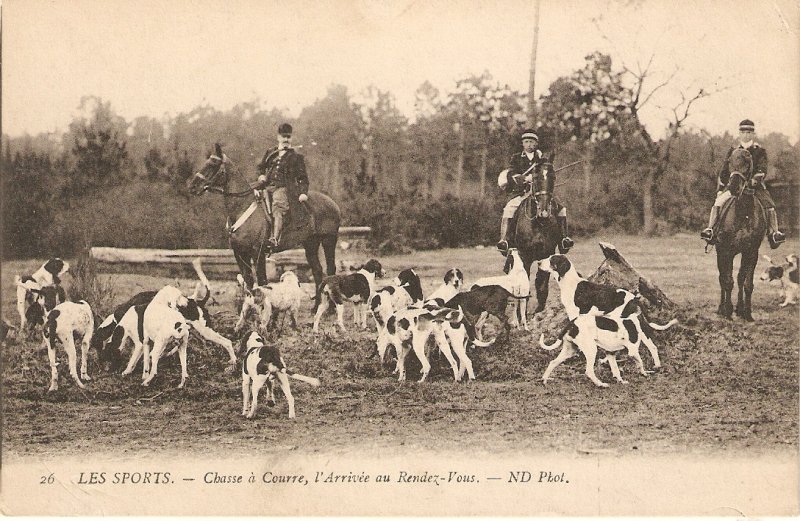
298;193;308;202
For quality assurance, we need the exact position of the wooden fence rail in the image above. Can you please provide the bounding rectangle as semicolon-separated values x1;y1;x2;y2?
90;226;371;281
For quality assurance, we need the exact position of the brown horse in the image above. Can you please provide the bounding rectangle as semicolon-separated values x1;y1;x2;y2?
714;148;767;321
511;154;562;315
186;144;341;304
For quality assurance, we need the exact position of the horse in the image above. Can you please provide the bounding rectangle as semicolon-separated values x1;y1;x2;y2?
186;144;341;306
713;148;767;321
511;154;563;316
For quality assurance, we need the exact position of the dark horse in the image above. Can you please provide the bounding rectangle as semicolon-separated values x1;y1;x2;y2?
713;148;767;321
187;144;341;302
511;153;563;315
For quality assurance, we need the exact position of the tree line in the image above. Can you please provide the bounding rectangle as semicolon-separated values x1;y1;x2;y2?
3;53;798;259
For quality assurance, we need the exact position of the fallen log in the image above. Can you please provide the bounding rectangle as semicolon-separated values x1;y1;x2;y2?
588;241;675;310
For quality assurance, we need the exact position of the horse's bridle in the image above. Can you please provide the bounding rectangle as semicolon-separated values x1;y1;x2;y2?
194;155;256;198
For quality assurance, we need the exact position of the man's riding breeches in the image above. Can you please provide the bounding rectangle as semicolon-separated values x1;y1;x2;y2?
755;186;775;209
713;187;775;209
503;196;567;218
268;186;290;214
713;190;733;207
503;196;525;218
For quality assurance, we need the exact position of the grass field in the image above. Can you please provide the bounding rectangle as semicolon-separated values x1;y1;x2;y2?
2;233;798;458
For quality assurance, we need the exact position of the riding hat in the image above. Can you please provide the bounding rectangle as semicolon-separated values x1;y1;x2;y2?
738;119;755;132
278;123;293;136
521;129;538;141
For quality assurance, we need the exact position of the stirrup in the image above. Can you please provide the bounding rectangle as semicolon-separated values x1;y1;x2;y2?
559;237;574;254
267;237;279;248
700;228;714;242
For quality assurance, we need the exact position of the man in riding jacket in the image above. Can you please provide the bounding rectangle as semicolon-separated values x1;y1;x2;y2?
254;123;309;248
497;129;573;255
701;119;785;249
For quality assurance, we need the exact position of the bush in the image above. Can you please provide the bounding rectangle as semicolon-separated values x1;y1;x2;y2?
68;248;117;319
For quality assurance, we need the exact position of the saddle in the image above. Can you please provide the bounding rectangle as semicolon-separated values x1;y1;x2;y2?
708;190;764;246
263;192;315;250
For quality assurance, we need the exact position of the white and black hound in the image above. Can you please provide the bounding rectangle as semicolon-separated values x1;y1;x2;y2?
240;331;320;419
538;254;677;384
15;258;70;332
313;259;386;332
93;260;237;368
760;254;799;307
380;303;493;383
539;313;676;387
427;268;464;304
370;268;425;329
99;302;192;388
538;254;638;319
471;248;530;330
42;300;94;392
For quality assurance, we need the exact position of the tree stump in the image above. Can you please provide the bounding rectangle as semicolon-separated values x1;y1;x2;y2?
588;242;675;310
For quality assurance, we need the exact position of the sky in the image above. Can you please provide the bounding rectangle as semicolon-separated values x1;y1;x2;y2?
3;0;800;142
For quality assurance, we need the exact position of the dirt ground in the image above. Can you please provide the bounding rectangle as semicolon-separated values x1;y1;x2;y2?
2;234;798;459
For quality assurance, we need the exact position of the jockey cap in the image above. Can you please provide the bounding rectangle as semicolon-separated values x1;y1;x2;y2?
521;129;538;141
738;119;755;132
278;123;293;136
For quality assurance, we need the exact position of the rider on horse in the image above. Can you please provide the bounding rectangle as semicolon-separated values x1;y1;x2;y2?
254;123;310;249
701;119;786;249
497;129;573;255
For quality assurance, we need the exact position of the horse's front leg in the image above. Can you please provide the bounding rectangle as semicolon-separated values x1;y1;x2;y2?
255;249;269;287
234;249;256;290
737;249;759;321
304;238;324;311
533;267;550;315
716;251;734;319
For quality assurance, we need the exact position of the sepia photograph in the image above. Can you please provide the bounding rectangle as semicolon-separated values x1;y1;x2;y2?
1;0;798;516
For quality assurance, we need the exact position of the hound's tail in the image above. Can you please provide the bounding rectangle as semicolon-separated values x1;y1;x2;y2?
286;370;320;387
538;333;562;351
637;305;679;332
648;318;678;331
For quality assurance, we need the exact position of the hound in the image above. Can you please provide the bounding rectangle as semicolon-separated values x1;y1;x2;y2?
538;254;677;383
441;284;514;342
471;248;530;329
760;255;799;307
235;271;307;333
538;254;638;320
370;268;424;329
313;259;386;332
427;268;464;304
382;304;492;383
42;300;94;392
240;331;320;419
15;258;69;331
93;260;237;367
539;313;677;387
99;302;192;388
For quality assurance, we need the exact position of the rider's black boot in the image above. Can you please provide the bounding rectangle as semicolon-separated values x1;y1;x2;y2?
766;208;786;249
497;217;512;255
701;205;719;243
557;216;574;254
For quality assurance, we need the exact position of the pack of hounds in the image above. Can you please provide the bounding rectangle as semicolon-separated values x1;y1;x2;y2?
10;250;797;417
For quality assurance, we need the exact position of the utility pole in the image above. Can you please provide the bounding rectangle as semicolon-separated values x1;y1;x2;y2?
527;0;541;127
